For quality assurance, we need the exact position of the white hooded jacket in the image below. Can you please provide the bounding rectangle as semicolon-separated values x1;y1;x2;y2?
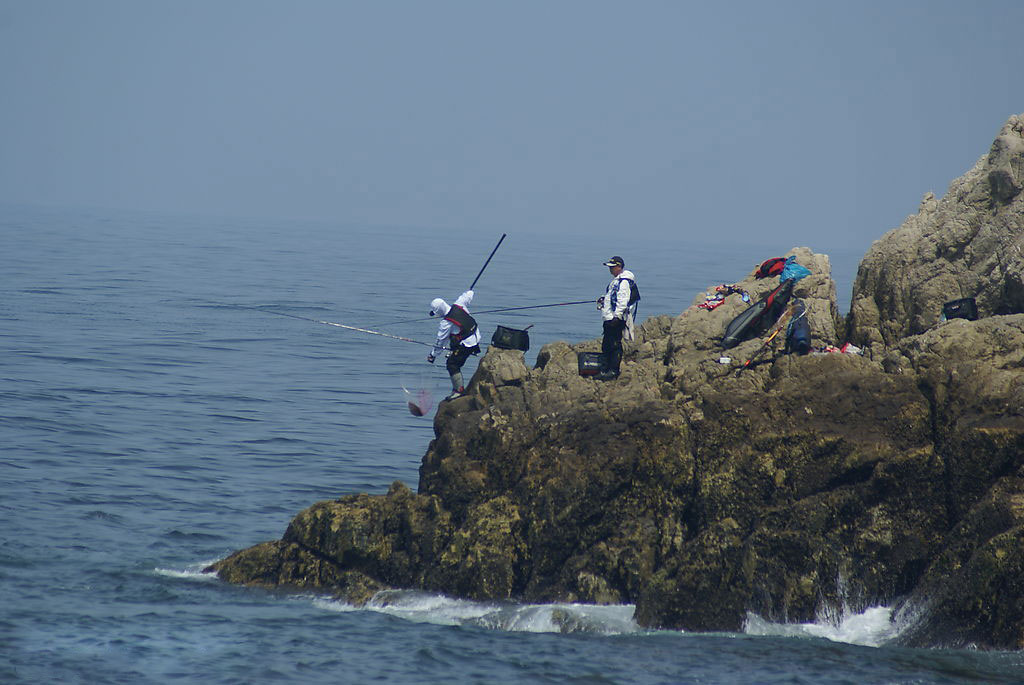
601;269;637;320
431;290;481;357
601;269;637;339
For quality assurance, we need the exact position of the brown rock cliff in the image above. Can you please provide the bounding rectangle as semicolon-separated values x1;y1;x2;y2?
209;114;1024;650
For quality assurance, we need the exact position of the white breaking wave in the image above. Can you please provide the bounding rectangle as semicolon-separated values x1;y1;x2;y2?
180;559;900;643
743;605;902;647
153;560;220;580
315;590;640;635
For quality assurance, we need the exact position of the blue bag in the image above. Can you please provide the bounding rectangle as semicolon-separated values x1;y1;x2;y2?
780;256;811;283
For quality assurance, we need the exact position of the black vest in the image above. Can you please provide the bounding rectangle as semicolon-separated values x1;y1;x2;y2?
444;305;478;345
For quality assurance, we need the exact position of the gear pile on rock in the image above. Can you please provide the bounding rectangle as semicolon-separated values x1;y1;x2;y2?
208;114;1024;650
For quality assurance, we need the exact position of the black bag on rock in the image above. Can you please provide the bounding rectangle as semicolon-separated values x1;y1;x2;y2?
577;351;604;377
491;325;530;351
943;298;978;321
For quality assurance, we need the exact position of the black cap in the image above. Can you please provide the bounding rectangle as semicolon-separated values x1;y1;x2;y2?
602;256;624;268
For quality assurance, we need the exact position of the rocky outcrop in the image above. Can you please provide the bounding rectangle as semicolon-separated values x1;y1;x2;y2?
849;114;1024;357
209;115;1024;650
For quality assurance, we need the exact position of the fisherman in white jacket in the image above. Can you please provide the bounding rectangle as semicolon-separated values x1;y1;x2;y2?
597;256;639;380
428;290;481;399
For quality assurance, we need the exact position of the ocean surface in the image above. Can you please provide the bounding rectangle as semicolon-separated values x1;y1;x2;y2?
3;204;1022;684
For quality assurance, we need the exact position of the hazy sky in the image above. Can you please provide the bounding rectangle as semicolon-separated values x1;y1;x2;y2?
1;1;1021;251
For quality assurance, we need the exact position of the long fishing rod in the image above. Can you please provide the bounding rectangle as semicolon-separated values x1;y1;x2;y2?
474;300;593;316
244;306;434;347
377;300;593;327
469;233;506;291
237;235;506;349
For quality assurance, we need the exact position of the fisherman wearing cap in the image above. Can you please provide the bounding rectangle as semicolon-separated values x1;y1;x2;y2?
427;290;481;399
596;256;639;380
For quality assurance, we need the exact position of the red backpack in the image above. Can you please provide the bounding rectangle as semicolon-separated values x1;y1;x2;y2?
756;257;786;279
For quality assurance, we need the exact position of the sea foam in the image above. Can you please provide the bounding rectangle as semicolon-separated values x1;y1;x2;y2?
743;605;902;647
315;590;640;635
153;560;220;581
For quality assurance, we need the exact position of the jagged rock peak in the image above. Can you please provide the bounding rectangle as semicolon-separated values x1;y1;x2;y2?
849;114;1024;356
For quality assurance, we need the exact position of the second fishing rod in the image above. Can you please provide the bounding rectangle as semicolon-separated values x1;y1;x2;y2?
382;299;593;327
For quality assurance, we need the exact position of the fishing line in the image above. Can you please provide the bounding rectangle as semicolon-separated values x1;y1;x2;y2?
400;362;440;417
376;300;592;327
240;306;434;347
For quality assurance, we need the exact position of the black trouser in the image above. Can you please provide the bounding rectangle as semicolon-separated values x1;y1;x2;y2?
601;318;625;374
446;343;480;375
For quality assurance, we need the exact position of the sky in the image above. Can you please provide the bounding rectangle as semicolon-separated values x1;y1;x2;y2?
1;0;1022;253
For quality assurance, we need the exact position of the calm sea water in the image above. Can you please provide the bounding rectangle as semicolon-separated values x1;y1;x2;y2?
3;204;1021;684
